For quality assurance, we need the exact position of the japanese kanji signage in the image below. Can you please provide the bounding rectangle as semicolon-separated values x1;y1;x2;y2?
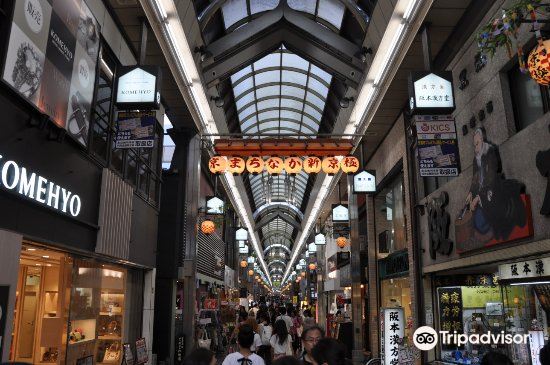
409;71;455;115
353;170;376;193
415;115;460;177
332;204;349;222
381;308;404;365
236;228;248;241
498;257;550;281
315;233;326;245
115;111;156;149
437;287;463;350
206;196;224;215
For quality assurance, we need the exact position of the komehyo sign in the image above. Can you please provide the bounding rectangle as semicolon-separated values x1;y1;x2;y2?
0;153;82;217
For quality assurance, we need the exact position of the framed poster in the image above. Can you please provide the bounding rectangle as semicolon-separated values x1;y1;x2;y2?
415;116;460;177
135;338;148;364
0;286;9;357
115;111;157;149
123;343;134;365
2;0;100;146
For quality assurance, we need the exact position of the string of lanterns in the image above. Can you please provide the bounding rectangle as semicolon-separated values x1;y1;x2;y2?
209;155;360;175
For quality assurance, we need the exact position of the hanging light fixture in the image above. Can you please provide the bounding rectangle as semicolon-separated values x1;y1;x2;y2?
301;272;306;277
303;156;322;174
336;236;348;248
208;156;227;174
309;263;317;271
246;156;264;174
201;220;216;234
265;156;284;175
322;156;340;175
240;260;248;268
284;157;303;175
528;40;550;85
227;156;246;175
340;156;360;174
248;269;254;276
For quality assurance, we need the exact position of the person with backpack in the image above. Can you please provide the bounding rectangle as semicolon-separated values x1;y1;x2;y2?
257;312;273;365
222;324;265;365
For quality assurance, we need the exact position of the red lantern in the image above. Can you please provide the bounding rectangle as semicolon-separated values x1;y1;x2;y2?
201;220;216;234
240;260;247;268
528;40;550;85
303;156;322;174
208;156;227;174
336;236;347;248
265;157;284;175
322;157;340;175
341;156;360;174
246;157;264;174
248;269;254;276
228;157;246;175
284;157;303;175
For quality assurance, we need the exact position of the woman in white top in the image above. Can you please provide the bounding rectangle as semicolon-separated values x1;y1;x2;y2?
256;312;273;365
245;318;263;353
269;319;293;359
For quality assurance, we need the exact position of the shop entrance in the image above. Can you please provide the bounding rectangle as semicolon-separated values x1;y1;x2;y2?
10;243;70;364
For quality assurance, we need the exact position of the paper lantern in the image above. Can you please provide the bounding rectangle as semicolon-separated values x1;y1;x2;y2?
284;157;303;175
255;275;260;280
322;157;340;175
228;157;246;175
265;157;284;175
248;269;254;276
201;220;216;234
341;156;360;174
240;260;248;268
301;272;306;277
208;156;227;174
303;156;322;174
336;236;348;248
528;40;550;85
309;263;317;271
246;157;264;174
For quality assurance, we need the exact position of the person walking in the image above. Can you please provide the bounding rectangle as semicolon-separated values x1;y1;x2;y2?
275;307;293;332
300;326;324;365
183;348;216;365
222;324;265;365
245;317;263;353
311;338;347;365
290;309;303;355
302;309;315;328
270;319;293;360
257;312;273;365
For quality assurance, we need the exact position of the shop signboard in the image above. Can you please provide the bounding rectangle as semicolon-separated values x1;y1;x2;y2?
332;204;349;222
239;244;249;254
308;242;317;253
498;257;550;281
339;265;351;287
203;299;218;310
2;0;100;146
378;251;409;279
174;336;184;365
0;286;9;357
236;228;248;241
115;65;161;110
415;115;460;177
0;152;83;218
408;71;455;115
315;233;326;245
115;111;156;149
353;170;376;193
135;338;148;365
206;196;224;215
380;308;404;365
437;287;463;349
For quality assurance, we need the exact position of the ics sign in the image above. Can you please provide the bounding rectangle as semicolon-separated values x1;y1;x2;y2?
332;204;349;222
409;71;455;115
115;65;161;109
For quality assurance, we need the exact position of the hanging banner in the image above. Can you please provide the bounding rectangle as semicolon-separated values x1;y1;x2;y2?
206;196;224;215
2;0;100;146
415;115;460;177
332;204;349;222
380;308;404;365
115;111;156;149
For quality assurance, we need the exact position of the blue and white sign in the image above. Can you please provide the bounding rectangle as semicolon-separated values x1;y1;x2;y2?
115;111;156;149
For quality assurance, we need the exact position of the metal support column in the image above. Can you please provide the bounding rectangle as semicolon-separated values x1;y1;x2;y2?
348;175;364;365
139;17;148;65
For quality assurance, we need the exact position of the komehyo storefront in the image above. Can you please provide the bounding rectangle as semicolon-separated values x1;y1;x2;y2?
8;241;145;365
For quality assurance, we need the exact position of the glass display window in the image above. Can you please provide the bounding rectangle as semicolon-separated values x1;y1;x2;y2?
380;277;413;341
374;172;406;258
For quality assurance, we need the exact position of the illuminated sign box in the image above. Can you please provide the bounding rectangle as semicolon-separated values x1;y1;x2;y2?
408;71;455;115
115;65;161;110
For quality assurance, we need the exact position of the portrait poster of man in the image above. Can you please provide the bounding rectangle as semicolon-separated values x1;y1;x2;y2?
455;128;533;253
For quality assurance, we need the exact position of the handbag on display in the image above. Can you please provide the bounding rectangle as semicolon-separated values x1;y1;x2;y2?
198;329;212;349
103;342;121;363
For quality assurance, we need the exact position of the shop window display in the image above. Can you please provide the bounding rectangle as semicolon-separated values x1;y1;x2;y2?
380;277;413;341
375;173;406;256
434;274;550;365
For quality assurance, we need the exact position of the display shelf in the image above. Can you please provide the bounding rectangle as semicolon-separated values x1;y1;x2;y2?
98;335;122;340
68;338;96;345
99;312;124;316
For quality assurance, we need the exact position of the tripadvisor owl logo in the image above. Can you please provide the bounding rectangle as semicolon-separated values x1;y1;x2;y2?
413;325;530;351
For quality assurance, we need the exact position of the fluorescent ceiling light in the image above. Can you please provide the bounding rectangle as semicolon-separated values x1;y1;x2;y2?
509;281;550;286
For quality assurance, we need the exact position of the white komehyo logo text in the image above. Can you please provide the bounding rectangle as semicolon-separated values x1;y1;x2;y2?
413;326;530;351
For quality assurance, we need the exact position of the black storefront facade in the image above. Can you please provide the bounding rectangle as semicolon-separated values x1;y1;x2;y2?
0;1;161;364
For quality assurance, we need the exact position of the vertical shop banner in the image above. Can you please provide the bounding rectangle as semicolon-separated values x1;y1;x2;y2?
135;338;148;364
380;308;404;365
2;0;100;146
115;111;156;149
415;116;460;177
437;287;463;350
0;286;9;357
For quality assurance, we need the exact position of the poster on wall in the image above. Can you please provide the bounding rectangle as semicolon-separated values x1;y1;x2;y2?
415;115;460;177
115;111;156;149
0;286;9;357
455;128;533;253
135;338;148;364
2;0;100;146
